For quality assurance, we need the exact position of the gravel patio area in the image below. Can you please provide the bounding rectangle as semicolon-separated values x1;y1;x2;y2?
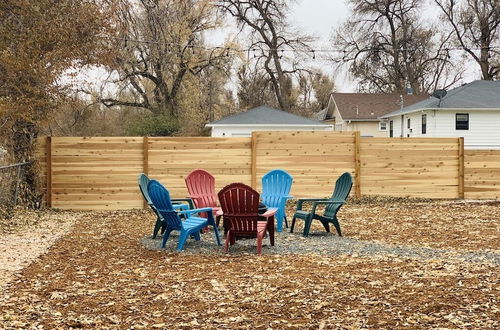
0;199;498;328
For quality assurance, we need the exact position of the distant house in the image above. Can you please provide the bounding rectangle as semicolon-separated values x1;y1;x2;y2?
206;105;333;137
315;93;427;137
380;80;500;149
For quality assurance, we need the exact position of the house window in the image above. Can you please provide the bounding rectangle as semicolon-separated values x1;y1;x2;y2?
421;114;427;134
407;118;411;129
379;122;387;131
456;113;469;130
389;120;393;137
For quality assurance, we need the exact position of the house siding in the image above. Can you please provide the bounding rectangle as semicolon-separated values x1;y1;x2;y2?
210;125;333;137
386;110;500;149
331;104;387;137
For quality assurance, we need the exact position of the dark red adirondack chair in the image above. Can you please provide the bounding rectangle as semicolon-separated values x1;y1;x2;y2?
218;183;276;255
185;169;223;226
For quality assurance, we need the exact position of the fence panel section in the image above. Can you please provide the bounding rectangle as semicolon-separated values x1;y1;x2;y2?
148;137;252;198
464;150;500;199
360;138;460;198
254;131;357;198
51;137;144;210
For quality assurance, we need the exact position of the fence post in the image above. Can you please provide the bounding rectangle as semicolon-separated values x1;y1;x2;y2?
251;131;257;189
46;136;52;208
354;131;361;198
13;165;22;206
143;136;149;209
458;137;465;199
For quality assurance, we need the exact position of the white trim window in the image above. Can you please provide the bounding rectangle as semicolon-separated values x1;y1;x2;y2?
379;122;387;131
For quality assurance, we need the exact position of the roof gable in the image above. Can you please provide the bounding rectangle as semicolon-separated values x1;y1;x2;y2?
329;93;428;121
207;105;328;126
381;80;500;118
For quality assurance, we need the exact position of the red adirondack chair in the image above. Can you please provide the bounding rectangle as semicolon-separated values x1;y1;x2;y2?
185;169;223;226
218;183;276;255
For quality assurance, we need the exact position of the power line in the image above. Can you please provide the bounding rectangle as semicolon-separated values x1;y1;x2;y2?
107;36;500;55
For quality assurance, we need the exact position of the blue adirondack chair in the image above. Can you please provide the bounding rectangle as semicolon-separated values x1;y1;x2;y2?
261;169;293;232
138;173;193;239
147;179;221;250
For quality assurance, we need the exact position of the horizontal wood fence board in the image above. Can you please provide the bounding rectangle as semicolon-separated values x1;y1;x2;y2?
36;134;500;210
48;137;143;210
254;131;356;198
361;137;458;143
360;137;460;198
148;137;251;199
464;150;500;199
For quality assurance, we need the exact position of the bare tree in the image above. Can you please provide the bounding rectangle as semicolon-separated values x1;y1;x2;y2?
218;0;313;111
434;0;500;80
101;0;232;118
333;0;461;94
297;71;335;112
236;64;277;109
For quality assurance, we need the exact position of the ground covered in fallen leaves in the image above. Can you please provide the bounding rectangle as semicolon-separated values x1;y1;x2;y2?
0;200;498;328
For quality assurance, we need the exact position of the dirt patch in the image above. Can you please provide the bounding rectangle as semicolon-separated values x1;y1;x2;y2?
0;210;78;290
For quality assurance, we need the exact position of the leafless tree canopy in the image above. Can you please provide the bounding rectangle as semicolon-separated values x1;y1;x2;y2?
434;0;500;80
333;0;462;94
101;0;232;118
218;0;314;111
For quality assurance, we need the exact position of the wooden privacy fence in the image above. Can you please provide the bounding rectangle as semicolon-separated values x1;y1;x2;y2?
36;132;500;210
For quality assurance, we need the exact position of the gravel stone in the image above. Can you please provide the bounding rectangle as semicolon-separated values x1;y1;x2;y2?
141;228;500;265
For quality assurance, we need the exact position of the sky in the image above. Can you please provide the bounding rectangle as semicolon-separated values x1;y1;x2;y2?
213;0;479;92
290;0;350;45
74;0;479;99
289;0;352;91
211;0;354;91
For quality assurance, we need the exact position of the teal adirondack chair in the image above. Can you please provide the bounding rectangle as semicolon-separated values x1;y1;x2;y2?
148;179;221;250
291;172;353;237
261;169;293;232
138;173;193;239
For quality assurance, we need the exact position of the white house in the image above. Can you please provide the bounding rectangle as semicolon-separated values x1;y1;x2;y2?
206;105;333;137
380;80;500;149
315;93;427;137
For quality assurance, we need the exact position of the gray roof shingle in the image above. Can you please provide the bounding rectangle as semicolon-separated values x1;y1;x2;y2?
207;105;329;126
381;80;500;118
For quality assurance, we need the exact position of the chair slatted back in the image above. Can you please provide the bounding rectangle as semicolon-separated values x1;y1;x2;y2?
325;172;353;217
261;169;293;209
185;169;218;208
218;183;260;233
148;180;183;230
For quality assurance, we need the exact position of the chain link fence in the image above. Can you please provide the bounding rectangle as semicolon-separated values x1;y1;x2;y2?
0;162;31;208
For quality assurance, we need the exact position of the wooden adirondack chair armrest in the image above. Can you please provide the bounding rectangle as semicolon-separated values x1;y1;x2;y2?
260;208;277;218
